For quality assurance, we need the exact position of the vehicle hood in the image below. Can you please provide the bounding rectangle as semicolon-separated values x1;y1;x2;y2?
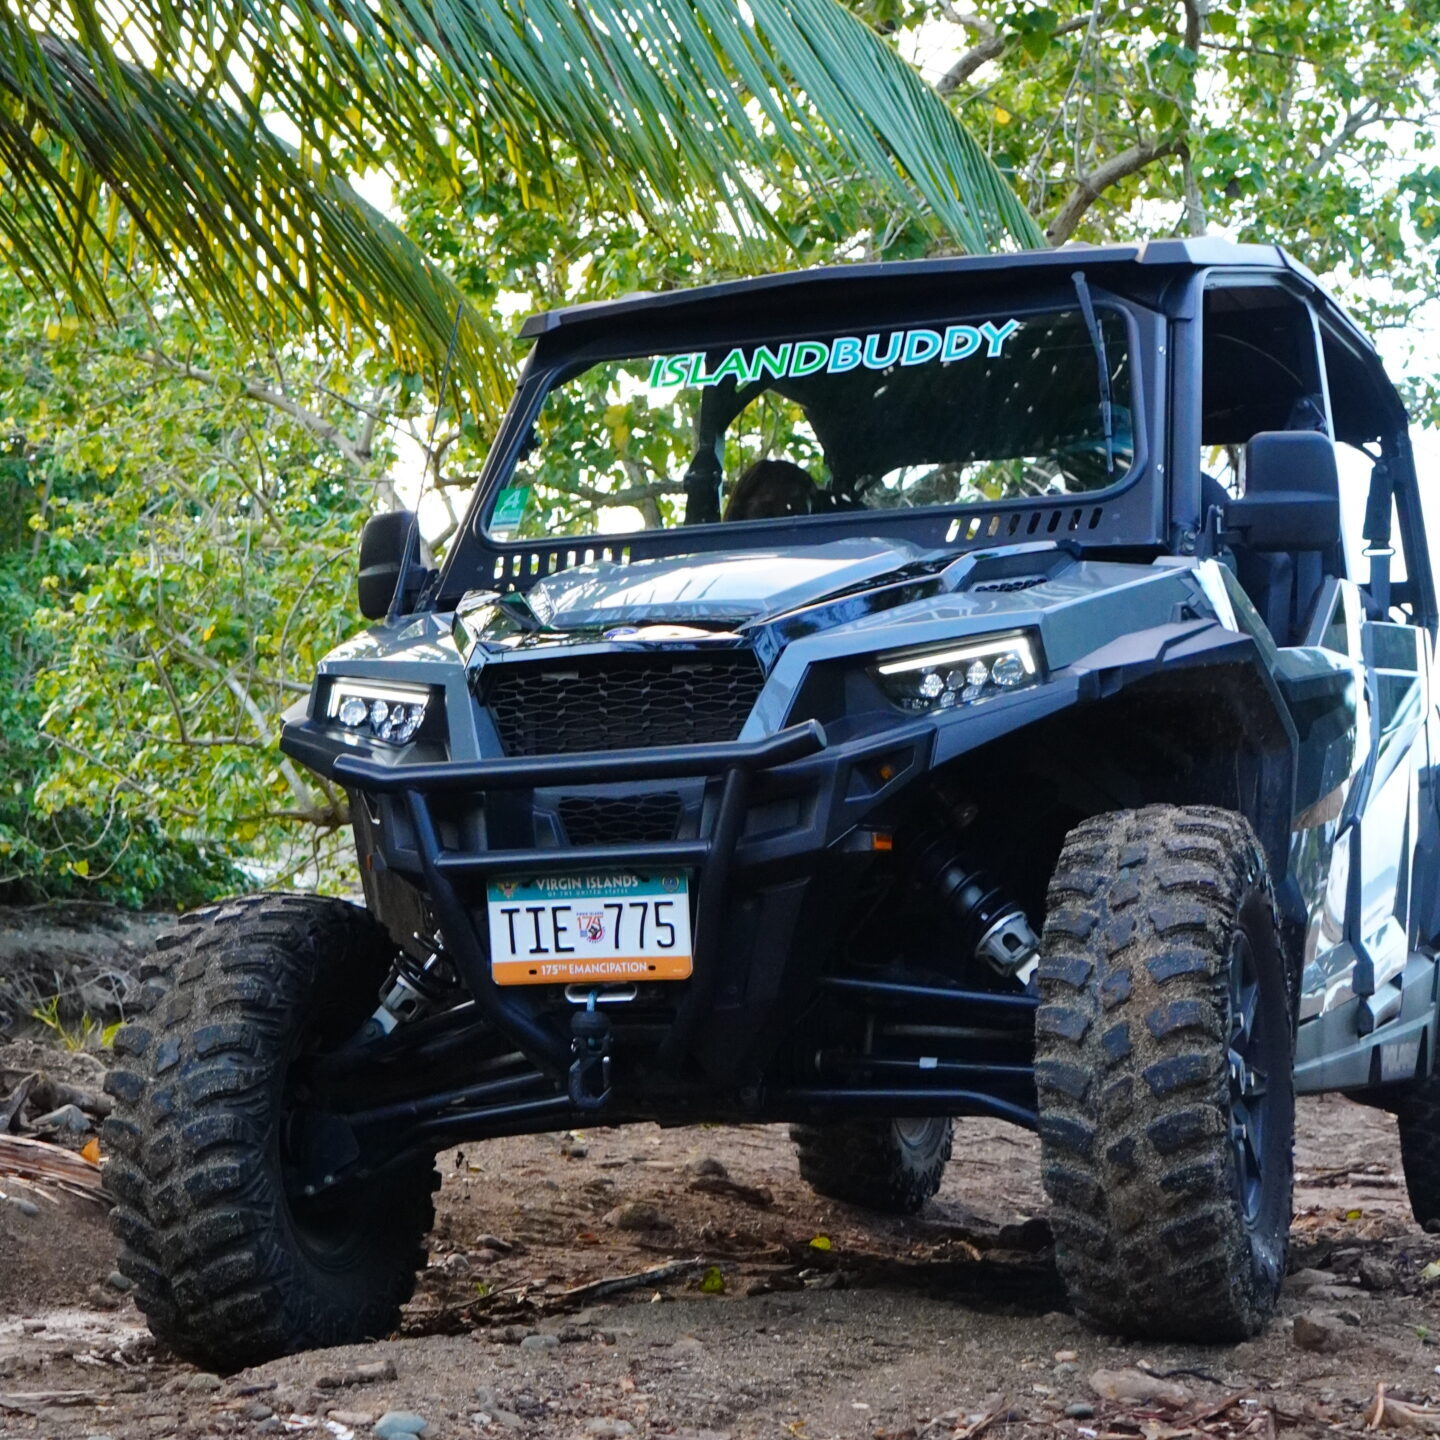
512;538;933;630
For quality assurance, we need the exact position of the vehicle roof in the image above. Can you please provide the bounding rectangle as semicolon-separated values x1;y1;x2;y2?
518;237;1375;357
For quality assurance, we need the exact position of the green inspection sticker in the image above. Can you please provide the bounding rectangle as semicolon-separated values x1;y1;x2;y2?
491;484;531;532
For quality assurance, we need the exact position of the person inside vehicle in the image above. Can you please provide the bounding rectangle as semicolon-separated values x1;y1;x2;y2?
723;458;817;520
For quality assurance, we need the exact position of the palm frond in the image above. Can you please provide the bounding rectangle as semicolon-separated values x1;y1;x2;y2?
0;2;1043;404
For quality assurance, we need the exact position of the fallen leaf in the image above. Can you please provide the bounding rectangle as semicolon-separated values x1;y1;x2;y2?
79;1137;100;1167
809;1235;832;1252
699;1266;725;1294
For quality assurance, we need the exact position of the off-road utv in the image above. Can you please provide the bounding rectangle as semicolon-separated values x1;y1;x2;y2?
106;239;1440;1368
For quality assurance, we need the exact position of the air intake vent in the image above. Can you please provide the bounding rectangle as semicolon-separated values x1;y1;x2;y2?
482;653;764;756
559;794;682;846
970;575;1049;594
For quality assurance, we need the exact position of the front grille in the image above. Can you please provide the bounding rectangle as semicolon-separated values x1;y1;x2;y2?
483;653;764;756
558;794;682;846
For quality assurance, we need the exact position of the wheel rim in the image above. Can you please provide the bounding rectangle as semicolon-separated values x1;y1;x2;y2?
1226;928;1269;1226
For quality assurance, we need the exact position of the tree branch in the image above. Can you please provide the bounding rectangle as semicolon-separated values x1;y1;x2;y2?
161;632;319;817
148;349;389;482
937;11;1099;95
1046;135;1181;244
1181;0;1205;54
1304;99;1383;178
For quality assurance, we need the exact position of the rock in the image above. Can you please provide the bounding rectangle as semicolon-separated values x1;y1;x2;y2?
1088;1368;1190;1405
255;1420;283;1435
440;1252;472;1275
474;1389;524;1429
496;1325;529;1344
1307;1283;1365;1302
319;1359;398;1388
603;1201;668;1231
3;1196;39;1218
1358;1256;1398;1291
996;1217;1053;1252
686;1156;728;1178
1054;1363;1078;1379
1228;1341;1266;1371
561;1137;589;1158
187;1373;223;1393
584;1422;635;1437
373;1413;429;1439
521;1332;560;1351
20;1320;45;1333
475;1233;514;1253
670;1336;706;1358
1054;1349;1078;1363
30;1103;93;1135
242;1403;275;1421
1285;1267;1335;1291
557;1323;590;1343
105;1270;134;1292
328;1411;376;1428
1064;1403;1096;1420
1293;1312;1352;1353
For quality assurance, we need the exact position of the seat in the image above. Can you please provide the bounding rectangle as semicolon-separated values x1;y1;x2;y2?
1230;431;1343;647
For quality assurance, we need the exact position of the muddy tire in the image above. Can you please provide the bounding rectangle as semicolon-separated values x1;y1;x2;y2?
790;1116;953;1213
1035;805;1294;1341
103;894;437;1370
1395;1074;1440;1229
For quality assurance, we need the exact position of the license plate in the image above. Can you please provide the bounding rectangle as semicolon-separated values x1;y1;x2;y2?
486;873;693;986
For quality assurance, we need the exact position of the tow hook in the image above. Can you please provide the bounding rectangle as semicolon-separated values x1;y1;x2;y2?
568;992;613;1110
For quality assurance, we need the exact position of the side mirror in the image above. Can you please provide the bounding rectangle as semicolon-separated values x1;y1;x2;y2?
358;509;434;620
1224;431;1341;553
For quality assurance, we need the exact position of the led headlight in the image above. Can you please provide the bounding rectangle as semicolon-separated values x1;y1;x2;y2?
326;679;433;745
874;632;1042;714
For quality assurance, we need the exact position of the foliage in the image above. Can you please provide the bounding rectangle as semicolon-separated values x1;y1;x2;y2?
0;274;408;900
871;0;1440;422
0;0;1039;420
31;995;122;1052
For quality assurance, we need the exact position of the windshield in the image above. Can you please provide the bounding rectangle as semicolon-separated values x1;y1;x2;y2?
487;306;1133;541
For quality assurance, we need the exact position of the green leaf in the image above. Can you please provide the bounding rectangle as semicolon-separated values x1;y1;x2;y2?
0;0;1042;419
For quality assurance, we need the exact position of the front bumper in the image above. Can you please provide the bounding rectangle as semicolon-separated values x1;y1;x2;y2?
307;717;941;1088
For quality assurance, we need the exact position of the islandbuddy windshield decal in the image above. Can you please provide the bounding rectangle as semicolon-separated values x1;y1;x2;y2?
647;320;1019;390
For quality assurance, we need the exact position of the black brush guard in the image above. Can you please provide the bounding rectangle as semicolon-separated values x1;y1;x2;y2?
287;718;1038;1186
331;720;829;1081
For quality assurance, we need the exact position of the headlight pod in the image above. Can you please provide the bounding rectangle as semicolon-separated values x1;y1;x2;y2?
326;678;433;745
874;632;1042;714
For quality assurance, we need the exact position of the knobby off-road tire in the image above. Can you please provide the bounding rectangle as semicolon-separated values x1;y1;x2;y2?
103;894;438;1370
1394;1074;1440;1229
791;1116;953;1213
1035;806;1295;1341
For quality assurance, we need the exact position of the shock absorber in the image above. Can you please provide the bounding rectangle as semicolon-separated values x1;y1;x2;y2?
910;829;1040;985
364;942;459;1038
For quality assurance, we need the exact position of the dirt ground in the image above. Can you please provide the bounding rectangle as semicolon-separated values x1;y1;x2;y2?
2;907;1439;1440
4;1034;1440;1440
